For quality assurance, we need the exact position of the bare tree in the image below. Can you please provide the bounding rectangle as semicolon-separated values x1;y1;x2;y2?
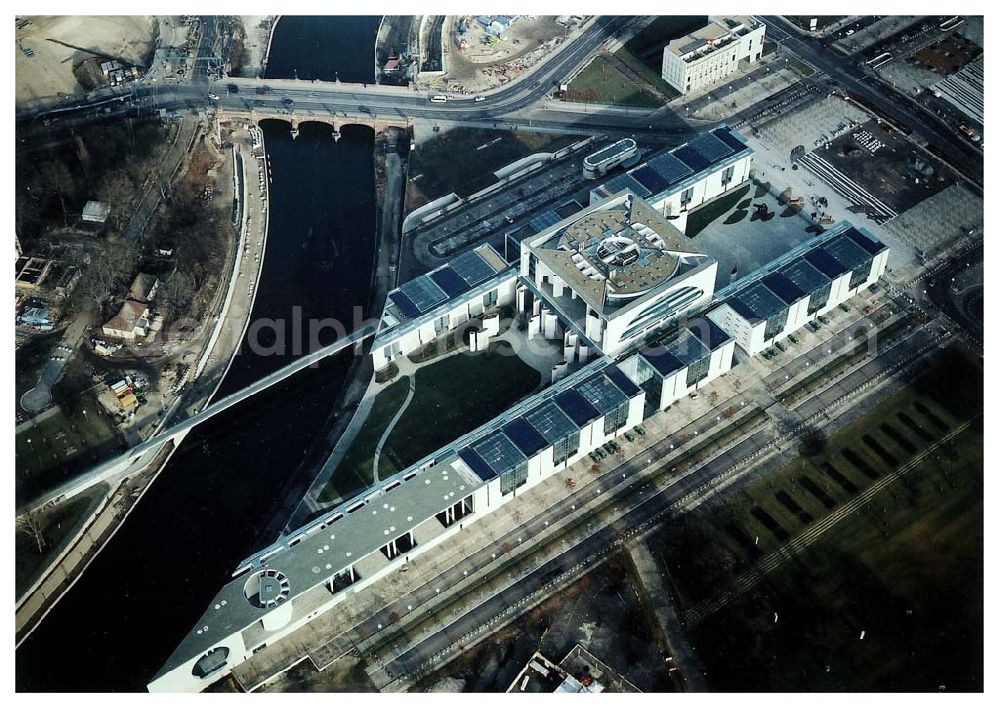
160;269;195;323
39;160;75;226
17;509;47;554
99;168;137;230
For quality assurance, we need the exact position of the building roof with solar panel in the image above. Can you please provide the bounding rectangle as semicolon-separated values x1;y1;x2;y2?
591;126;751;204
524;191;714;318
376;243;513;345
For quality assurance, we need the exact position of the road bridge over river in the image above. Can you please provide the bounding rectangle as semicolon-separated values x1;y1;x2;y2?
20;323;377;514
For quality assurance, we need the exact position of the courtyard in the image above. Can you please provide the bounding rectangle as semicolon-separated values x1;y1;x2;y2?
685;178;819;292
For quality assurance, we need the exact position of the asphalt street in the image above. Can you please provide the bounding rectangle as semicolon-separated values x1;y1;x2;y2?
369;316;958;687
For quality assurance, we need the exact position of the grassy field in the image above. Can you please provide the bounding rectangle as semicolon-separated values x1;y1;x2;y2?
612;45;681;102
15;482;108;597
320;378;412;504
789;58;817;77
378;344;542;477
406;128;579;210
15;403;121;504
563;56;661;108
648;347;983;690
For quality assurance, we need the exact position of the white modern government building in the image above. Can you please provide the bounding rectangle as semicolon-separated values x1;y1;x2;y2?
150;126;888;692
660;16;765;95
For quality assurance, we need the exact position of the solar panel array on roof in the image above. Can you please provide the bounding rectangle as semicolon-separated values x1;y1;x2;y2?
450;249;497;286
761;272;806;305
804;247;848;279
388;290;421;318
473;432;526;476
733;283;788;319
728;296;761;322
780;258;830;293
711;127;747;153
686;317;731;349
601;173;652;198
431;267;471;298
823;235;871;271
674;145;710;173
631;165;670;194
665;330;710;365
577;373;628;414
554;389;601;427
646;153;694;186
640;346;685;377
525;401;579;444
529;210;562;234
459;445;495;481
603;365;642;398
843;227;887;256
401;274;448;313
502;419;548;458
681;38;703;54
687;132;735;164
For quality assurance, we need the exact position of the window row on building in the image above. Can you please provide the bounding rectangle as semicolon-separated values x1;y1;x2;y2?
707;224;890;356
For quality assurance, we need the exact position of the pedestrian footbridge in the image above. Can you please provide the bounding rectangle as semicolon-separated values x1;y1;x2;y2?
21;323;377;513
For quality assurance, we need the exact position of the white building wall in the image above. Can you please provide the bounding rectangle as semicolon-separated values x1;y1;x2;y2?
708;303;768;356
662;22;766;94
602;263;717;353
783;296;812;333
373;276;517;370
650;153;754;220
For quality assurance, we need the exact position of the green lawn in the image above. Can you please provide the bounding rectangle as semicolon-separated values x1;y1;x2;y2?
563;56;662;108
320;378;411;504
613;45;681;101
15;403;122;505
789;59;816;77
378;344;542;477
689;422;982;691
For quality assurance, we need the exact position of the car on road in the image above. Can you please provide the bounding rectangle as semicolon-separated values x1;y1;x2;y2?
474;95;486;102
207;93;219;101
227;84;239;94
256;86;269;96
282;98;294;106
429;94;448;103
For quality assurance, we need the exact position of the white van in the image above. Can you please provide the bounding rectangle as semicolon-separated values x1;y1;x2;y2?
429;95;448;104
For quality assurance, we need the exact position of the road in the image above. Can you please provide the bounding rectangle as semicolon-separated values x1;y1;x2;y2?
758;15;983;187
20;17;628;121
366;314;956;687
18;17;696;145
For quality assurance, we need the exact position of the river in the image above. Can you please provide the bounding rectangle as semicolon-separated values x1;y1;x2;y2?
16;15;383;692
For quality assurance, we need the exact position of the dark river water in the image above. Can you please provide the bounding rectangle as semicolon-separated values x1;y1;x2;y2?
16;16;382;692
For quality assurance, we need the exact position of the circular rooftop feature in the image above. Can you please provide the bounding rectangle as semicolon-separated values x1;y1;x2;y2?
243;569;290;609
596;235;640;268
